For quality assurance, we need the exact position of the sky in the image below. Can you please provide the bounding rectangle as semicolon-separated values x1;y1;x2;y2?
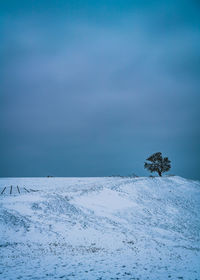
0;0;200;179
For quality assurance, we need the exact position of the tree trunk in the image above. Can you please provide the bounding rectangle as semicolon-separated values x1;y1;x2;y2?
158;171;162;177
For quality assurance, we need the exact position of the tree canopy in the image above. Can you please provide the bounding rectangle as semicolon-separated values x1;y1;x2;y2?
144;152;171;177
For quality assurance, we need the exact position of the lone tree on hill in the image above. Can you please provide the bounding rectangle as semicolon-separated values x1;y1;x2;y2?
144;152;171;177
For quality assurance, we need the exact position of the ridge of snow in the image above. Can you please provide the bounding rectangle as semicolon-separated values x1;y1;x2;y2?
0;176;199;280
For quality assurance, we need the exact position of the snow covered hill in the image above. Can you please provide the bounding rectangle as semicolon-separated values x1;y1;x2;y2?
0;176;199;280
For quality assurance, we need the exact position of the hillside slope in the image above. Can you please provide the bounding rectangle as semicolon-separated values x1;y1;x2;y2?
0;176;200;280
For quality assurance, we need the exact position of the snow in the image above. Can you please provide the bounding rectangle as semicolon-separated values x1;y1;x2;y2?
73;188;134;216
0;176;200;280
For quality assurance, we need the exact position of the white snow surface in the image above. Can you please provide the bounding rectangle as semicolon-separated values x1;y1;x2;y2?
0;176;200;280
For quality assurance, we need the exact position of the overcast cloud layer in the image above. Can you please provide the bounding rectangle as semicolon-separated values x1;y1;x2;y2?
0;0;200;179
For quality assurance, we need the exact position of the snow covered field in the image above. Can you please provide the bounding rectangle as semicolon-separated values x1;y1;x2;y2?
0;176;199;280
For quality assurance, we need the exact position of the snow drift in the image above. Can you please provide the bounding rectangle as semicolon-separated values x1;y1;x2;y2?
0;176;199;280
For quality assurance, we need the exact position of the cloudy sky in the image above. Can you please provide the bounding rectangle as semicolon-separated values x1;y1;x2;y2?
0;0;200;179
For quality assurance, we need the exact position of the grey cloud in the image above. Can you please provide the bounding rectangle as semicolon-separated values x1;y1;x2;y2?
0;0;200;178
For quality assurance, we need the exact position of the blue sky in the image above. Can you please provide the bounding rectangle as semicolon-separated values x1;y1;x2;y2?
0;0;200;178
